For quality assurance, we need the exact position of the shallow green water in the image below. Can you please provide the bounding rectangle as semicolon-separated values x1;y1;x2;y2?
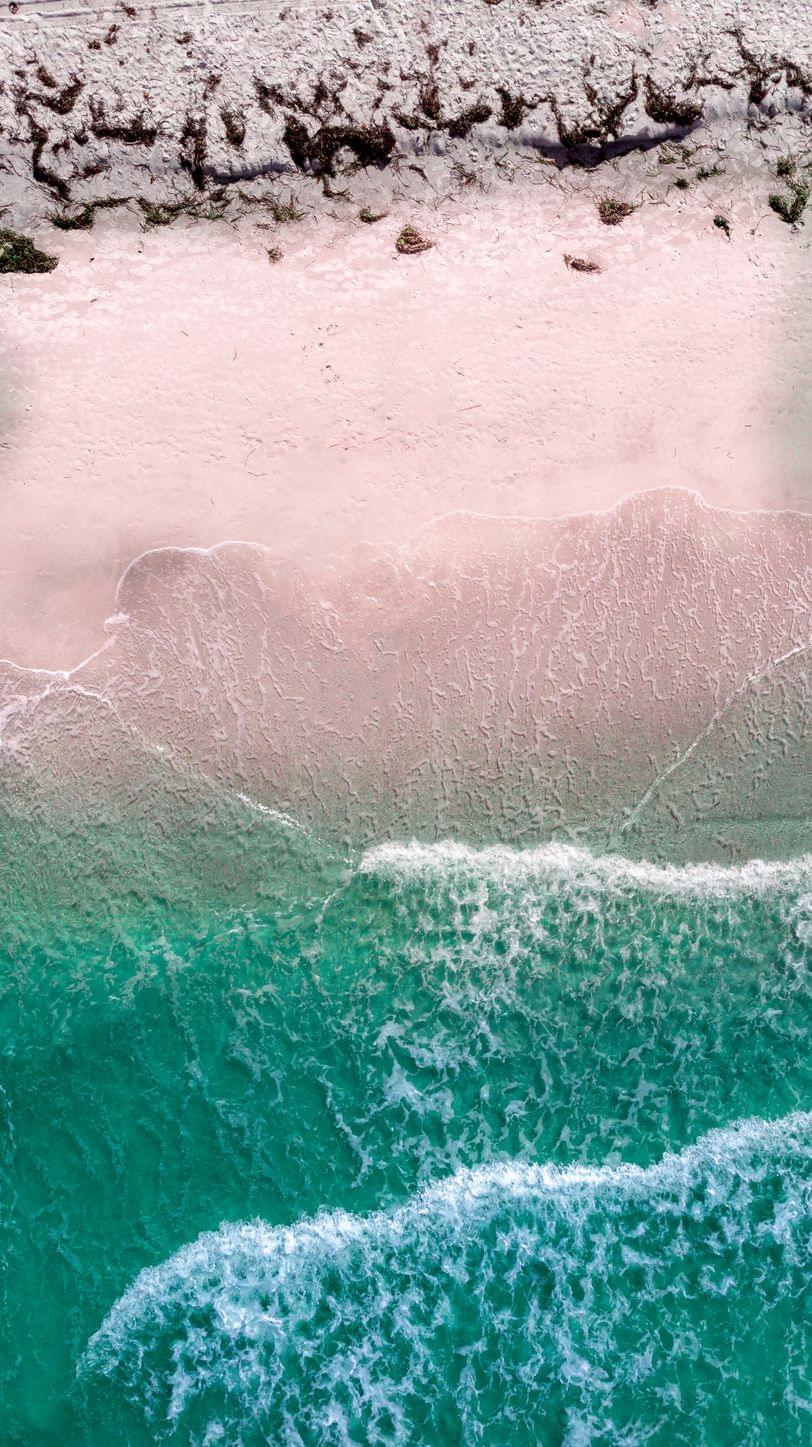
1;829;810;1443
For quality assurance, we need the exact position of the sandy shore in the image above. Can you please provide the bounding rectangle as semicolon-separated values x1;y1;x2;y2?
0;179;810;670
0;0;809;862
2;486;808;863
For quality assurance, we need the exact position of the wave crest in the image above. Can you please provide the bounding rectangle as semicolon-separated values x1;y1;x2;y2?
359;839;812;897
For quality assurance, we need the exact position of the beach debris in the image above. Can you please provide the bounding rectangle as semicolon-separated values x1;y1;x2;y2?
267;245;283;263
0;227;58;273
564;253;601;274
597;196;636;226
395;223;433;255
452;162;484;190
359;206;387;224
713;213;731;237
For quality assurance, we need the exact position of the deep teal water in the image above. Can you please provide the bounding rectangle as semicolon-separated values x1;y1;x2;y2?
1;832;810;1443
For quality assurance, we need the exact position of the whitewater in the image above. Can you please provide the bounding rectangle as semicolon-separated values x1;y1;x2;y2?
0;823;808;1441
82;1110;810;1444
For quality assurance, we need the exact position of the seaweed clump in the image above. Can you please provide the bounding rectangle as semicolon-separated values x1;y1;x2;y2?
50;197;130;231
51;207;95;232
564;253;601;274
268;196;303;224
283;118;395;175
0;227;58;273
643;80;702;127
597;197;636;226
137;194;228;228
395;224;433;255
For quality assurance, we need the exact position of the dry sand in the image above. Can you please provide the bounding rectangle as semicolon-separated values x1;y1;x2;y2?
0;182;809;670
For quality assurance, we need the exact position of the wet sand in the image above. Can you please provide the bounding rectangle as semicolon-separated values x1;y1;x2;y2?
1;488;808;861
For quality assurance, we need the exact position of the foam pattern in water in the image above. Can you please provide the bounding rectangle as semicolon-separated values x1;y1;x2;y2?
82;1111;811;1445
1;836;810;1439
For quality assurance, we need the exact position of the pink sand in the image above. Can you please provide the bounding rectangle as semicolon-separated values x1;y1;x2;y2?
0;187;809;670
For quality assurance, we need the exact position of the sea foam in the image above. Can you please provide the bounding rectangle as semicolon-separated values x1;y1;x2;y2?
359;839;812;898
82;1111;811;1443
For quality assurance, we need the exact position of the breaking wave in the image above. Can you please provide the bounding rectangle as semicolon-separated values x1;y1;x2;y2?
82;1111;812;1444
359;839;812;897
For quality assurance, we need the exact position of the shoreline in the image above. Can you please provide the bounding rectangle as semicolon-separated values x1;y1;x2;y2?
1;5;809;1441
2;489;808;864
3;481;808;680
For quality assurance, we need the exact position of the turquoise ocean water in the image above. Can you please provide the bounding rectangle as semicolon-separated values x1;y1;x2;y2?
1;795;809;1442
